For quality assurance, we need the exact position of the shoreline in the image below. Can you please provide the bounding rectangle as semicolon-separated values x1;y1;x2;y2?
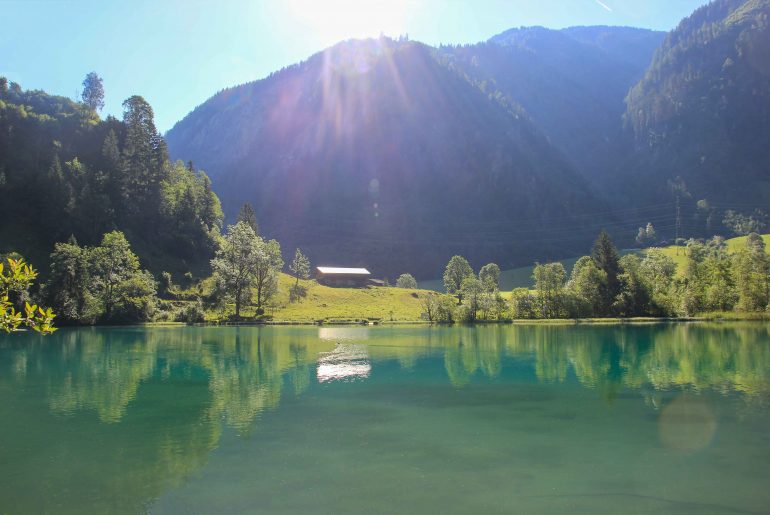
126;315;770;328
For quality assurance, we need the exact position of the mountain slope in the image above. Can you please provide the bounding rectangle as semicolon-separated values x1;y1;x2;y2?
167;39;608;277
624;0;770;206
437;26;664;184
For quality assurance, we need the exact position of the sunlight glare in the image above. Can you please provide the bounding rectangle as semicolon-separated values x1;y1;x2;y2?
286;0;409;47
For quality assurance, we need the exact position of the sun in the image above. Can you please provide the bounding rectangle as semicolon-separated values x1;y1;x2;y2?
285;0;409;46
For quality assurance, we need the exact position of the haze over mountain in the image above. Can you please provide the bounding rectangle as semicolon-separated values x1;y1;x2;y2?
167;0;770;278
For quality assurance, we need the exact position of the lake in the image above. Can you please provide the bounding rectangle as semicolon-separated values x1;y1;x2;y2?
2;323;770;514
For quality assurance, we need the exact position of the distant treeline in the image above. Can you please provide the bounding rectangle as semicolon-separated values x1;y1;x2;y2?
426;230;770;322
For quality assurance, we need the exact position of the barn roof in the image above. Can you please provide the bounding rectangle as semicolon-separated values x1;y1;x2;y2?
316;266;371;275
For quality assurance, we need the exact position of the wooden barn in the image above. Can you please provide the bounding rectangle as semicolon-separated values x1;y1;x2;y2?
315;267;372;287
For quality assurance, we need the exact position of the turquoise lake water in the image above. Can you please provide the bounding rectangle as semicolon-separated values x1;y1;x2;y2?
1;323;770;514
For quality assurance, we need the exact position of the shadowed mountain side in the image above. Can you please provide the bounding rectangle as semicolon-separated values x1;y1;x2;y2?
623;0;770;206
438;26;664;185
167;39;608;277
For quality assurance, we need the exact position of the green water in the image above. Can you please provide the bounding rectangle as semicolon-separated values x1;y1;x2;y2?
2;324;770;514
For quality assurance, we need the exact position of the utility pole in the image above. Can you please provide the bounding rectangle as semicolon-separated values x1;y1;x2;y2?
675;194;682;255
668;177;688;256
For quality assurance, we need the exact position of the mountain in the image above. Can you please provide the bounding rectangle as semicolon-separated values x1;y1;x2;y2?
624;0;770;206
437;26;665;187
167;2;770;277
167;39;612;277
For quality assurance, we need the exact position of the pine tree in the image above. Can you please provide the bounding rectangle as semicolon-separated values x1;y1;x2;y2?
591;230;621;313
237;203;259;235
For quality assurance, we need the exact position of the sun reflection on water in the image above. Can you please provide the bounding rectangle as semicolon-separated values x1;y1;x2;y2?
317;343;372;382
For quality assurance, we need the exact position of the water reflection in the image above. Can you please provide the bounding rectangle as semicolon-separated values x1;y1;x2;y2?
3;324;770;429
1;323;769;513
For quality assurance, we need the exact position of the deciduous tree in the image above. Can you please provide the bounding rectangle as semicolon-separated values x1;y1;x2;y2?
81;72;105;112
443;255;473;303
479;263;501;292
396;273;417;289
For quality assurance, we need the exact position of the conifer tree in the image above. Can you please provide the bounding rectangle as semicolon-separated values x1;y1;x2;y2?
237;203;259;235
591;230;621;313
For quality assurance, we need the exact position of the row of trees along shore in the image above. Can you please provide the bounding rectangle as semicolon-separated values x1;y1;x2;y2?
422;230;770;323
5;220;770;329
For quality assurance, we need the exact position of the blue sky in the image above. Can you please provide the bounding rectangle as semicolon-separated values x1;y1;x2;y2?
1;0;706;132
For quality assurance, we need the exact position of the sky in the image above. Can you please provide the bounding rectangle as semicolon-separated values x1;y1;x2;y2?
0;0;707;132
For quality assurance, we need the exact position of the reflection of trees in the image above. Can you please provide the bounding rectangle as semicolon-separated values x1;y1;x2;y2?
47;329;158;422
326;324;770;399
509;324;770;395
441;327;505;387
0;326;337;513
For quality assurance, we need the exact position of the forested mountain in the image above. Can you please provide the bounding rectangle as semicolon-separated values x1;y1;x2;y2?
623;0;770;206
167;0;770;279
167;39;609;277
0;79;223;275
438;26;664;185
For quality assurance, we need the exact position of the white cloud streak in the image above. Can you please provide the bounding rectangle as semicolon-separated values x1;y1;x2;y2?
594;0;613;12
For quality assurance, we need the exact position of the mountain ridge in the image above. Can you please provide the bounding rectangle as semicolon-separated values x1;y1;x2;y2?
167;1;770;278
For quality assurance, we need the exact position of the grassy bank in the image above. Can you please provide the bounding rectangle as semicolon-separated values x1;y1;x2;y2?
186;273;432;323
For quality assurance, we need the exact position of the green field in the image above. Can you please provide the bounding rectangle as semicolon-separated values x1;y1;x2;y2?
186;273;433;323
268;274;429;322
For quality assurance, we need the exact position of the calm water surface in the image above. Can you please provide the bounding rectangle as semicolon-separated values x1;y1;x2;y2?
2;323;770;514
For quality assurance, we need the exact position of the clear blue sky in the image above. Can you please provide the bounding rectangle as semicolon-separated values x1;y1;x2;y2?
1;0;706;132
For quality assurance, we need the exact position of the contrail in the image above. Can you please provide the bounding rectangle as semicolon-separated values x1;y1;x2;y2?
594;0;613;12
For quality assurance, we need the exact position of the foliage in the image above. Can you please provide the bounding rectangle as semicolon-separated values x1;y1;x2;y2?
421;292;455;322
289;248;311;302
479;263;501;292
396;273;417;289
533;262;566;318
566;256;607;317
613;254;651;317
639;249;678;315
45;239;96;323
210;222;263;319
723;209;768;236
45;231;157;324
734;233;770;311
0;257;56;334
210;222;283;318
510;288;537;319
443;255;474;303
591;230;621;312
458;276;485;321
81;72;105;112
237;203;259;235
0;80;223;276
635;223;657;247
177;299;206;324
